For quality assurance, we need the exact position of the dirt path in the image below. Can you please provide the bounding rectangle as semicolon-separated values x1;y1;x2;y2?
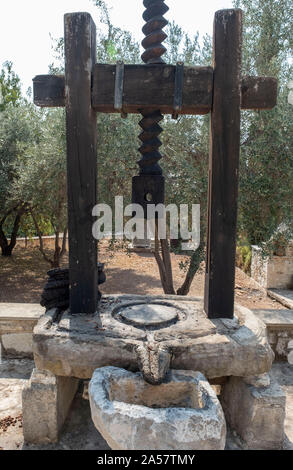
0;245;285;311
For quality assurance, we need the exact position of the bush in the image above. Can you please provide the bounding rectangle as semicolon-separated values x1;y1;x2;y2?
236;244;252;274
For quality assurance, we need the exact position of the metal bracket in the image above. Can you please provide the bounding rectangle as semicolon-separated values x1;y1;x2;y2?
172;62;184;119
114;61;128;118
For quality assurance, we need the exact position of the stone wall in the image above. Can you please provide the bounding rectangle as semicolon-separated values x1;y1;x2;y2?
251;244;293;289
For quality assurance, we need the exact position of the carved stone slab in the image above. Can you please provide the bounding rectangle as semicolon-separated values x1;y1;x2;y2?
33;295;274;383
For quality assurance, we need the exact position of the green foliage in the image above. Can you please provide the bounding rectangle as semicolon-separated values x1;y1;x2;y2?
0;90;42;254
93;0;141;63
97;113;139;207
1;0;292;272
0;61;22;111
0;101;42;216
236;243;252;274
234;0;293;76
19;212;52;239
165;21;212;66
16;108;67;234
234;0;293;249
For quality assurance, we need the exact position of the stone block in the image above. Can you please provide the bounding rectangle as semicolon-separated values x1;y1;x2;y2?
89;367;226;450
253;308;293;360
251;245;293;289
22;368;79;443
0;303;44;335
220;376;286;449
243;373;270;388
33;295;274;381
2;333;33;357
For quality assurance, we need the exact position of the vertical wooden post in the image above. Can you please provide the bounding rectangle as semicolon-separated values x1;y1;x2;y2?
204;10;242;319
64;13;98;314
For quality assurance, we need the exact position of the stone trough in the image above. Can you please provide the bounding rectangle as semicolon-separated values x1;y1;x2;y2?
89;367;226;450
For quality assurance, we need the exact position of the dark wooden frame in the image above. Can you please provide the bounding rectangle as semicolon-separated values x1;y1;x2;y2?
33;10;277;318
204;9;242;318
34;68;276;114
64;13;98;314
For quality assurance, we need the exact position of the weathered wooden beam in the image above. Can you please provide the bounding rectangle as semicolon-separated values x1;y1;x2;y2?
64;12;98;314
93;64;213;114
204;9;243;319
33;75;65;107
33;69;277;113
241;76;278;109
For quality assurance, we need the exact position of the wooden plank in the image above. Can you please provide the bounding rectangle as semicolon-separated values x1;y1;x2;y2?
64;12;98;314
241;76;278;109
33;70;277;113
92;64;213;114
204;9;243;319
33;75;65;107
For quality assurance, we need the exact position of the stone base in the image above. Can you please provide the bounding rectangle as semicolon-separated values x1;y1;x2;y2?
22;369;79;443
1;333;33;358
253;308;293;360
33;295;274;384
89;367;226;450
220;375;286;449
0;303;44;358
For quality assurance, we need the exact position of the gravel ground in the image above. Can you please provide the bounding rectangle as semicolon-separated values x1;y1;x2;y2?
0;359;109;451
0;359;292;451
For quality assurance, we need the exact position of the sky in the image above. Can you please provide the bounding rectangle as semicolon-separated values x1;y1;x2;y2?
0;0;233;94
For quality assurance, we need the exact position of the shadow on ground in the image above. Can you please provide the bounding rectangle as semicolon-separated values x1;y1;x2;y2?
101;266;163;295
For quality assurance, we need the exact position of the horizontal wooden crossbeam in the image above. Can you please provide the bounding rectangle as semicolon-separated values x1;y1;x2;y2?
33;64;277;114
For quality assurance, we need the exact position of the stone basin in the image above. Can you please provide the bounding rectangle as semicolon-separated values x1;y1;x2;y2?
33;295;274;383
89;367;227;450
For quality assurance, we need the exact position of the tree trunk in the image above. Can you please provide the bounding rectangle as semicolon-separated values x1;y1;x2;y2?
0;226;9;256
31;210;54;266
1;244;13;257
8;207;25;254
177;244;205;296
31;210;68;268
0;205;27;256
153;217;205;296
52;226;68;268
61;226;68;256
153;220;176;295
52;231;61;268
